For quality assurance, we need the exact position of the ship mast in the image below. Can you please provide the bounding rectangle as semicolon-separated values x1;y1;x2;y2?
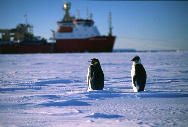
108;12;112;36
63;0;71;21
24;14;33;34
77;9;80;19
24;14;28;25
86;8;89;20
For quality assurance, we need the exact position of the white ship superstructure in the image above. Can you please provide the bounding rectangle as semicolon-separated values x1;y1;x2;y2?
56;20;100;39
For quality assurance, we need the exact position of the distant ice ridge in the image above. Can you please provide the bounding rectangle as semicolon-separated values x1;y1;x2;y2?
113;49;181;53
0;51;188;127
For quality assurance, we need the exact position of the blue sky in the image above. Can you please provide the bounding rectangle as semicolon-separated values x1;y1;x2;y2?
0;0;188;50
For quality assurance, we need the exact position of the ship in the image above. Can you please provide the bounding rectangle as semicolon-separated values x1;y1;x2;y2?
0;24;53;54
55;1;116;52
0;1;115;53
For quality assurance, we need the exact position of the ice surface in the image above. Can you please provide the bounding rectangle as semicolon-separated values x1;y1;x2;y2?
0;51;188;127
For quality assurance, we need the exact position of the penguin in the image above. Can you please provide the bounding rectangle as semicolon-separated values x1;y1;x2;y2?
87;58;104;91
131;56;147;92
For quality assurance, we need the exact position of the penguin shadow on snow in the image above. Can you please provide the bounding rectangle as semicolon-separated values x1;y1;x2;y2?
86;113;124;119
0;87;41;93
134;90;188;99
34;79;74;86
38;99;90;107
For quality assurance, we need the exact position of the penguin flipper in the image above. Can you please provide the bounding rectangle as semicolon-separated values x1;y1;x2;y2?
133;75;137;87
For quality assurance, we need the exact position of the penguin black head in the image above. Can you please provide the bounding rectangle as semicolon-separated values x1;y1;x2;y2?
89;58;100;65
131;56;141;63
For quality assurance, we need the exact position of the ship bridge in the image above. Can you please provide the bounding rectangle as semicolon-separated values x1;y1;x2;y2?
56;0;100;39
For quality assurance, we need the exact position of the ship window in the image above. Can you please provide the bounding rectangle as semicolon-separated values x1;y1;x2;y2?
10;37;14;41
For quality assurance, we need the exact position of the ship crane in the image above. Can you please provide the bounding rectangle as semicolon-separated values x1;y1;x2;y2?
50;29;56;40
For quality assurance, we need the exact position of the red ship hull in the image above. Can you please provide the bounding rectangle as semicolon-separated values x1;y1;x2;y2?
0;36;115;53
55;36;115;52
0;44;52;54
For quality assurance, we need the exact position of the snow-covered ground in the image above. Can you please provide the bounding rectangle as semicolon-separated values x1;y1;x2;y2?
0;51;188;127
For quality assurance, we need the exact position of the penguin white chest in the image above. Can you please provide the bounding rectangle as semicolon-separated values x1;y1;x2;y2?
131;64;136;78
87;67;92;91
131;64;138;92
